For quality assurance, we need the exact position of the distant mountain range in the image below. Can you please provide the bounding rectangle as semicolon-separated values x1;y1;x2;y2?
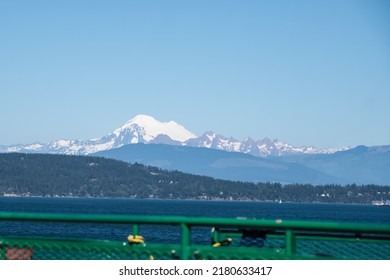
0;114;348;156
278;145;390;185
93;143;390;185
93;143;345;185
1;114;389;185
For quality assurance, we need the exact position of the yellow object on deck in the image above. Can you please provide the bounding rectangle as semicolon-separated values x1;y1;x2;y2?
127;235;145;244
213;237;233;247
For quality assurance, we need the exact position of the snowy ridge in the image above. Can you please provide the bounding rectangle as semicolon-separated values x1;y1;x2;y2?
0;114;349;156
113;115;196;143
186;133;348;157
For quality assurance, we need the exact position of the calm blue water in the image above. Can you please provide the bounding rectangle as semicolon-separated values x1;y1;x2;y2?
1;197;389;244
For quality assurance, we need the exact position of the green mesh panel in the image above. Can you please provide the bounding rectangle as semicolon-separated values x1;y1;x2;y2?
0;212;389;260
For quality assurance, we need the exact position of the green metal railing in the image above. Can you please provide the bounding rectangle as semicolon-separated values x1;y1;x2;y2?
0;211;389;260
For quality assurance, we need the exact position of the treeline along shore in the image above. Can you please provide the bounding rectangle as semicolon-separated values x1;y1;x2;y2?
0;153;389;204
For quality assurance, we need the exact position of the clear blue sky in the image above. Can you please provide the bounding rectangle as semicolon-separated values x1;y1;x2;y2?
1;0;389;148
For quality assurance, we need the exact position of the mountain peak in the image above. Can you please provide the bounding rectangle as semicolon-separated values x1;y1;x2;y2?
114;114;196;143
127;114;158;124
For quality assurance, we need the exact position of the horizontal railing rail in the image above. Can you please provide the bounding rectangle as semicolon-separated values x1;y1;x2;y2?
1;211;389;233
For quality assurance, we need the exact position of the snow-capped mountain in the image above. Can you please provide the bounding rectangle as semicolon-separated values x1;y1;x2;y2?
185;132;348;157
0;114;348;156
111;114;196;144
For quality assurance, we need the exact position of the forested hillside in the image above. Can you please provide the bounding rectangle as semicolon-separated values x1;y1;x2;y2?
0;153;389;204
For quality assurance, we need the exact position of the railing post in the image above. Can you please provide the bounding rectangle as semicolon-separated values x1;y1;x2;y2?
0;243;5;260
132;224;139;236
211;227;220;244
129;224;140;260
180;223;191;260
285;230;296;255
